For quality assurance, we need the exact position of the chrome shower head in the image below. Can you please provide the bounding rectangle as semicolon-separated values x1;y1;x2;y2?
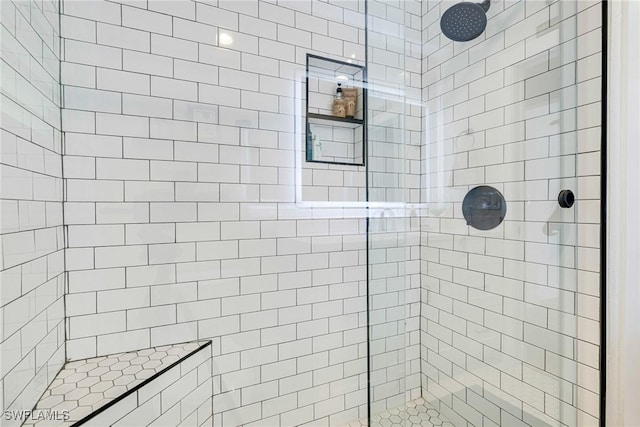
440;0;491;42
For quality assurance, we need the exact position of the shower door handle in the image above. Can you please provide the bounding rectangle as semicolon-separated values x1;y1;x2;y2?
558;190;575;208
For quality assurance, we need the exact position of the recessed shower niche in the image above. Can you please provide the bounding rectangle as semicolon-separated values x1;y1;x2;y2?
305;54;366;166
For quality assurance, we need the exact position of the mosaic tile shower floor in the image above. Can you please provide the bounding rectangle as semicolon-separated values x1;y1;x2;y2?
345;398;455;427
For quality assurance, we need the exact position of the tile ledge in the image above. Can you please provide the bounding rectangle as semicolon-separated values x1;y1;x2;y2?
23;340;212;427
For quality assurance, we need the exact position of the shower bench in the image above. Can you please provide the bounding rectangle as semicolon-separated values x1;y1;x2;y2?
22;341;212;426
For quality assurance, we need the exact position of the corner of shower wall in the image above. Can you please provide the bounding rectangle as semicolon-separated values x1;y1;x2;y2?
0;0;65;423
404;0;426;407
364;0;424;419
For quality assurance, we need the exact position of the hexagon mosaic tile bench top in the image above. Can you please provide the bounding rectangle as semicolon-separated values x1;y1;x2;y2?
24;341;209;427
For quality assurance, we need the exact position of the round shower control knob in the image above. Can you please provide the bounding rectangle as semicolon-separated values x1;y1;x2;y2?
462;185;507;230
558;190;575;208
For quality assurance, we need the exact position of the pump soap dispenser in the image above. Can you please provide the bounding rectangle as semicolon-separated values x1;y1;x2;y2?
332;83;346;118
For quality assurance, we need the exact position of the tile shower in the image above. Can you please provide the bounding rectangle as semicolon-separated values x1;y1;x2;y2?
0;0;602;426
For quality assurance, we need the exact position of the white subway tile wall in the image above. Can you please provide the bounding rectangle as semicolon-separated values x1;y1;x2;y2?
0;0;602;425
59;0;422;425
0;0;65;424
420;0;601;426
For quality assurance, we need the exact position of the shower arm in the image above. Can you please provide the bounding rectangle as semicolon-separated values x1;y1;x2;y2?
480;0;491;12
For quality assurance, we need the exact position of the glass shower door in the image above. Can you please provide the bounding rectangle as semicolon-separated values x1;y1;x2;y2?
393;0;601;426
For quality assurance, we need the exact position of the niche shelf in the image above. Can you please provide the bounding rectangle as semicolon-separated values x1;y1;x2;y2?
307;112;364;127
305;54;366;166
